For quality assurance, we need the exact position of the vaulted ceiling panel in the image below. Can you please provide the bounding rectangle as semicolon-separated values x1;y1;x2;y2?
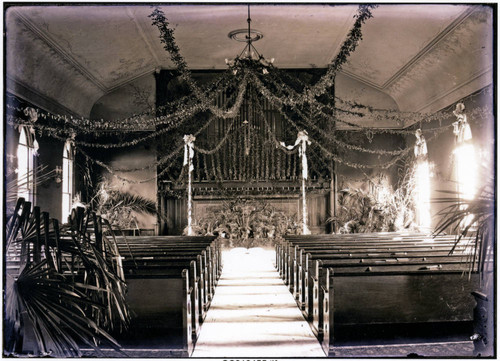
5;4;494;121
342;5;470;87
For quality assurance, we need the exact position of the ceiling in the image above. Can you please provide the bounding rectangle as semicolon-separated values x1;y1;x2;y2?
5;4;494;119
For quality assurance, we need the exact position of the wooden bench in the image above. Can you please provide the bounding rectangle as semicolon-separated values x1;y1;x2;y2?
319;264;479;356
280;235;471;304
112;236;221;356
277;233;448;275
278;233;479;356
277;233;464;277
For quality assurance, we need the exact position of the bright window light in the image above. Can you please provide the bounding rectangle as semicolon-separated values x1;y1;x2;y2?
414;129;431;231
455;142;476;201
17;127;34;202
62;140;74;222
415;160;431;230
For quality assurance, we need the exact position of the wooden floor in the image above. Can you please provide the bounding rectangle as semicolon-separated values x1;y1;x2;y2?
192;247;326;358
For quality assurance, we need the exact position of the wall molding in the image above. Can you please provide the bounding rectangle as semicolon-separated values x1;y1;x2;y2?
415;66;493;113
6;75;81;117
105;68;156;94
381;7;475;90
13;9;107;92
340;6;476;111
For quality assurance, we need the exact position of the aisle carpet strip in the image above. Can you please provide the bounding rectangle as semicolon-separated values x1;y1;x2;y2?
191;247;325;358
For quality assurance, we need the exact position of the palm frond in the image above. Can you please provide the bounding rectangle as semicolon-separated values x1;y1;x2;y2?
5;201;129;357
5;260;123;357
432;173;495;283
106;190;157;215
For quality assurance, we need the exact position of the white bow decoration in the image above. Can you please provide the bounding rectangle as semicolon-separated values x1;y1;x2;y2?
24;107;38;123
297;131;311;180
281;130;311;180
183;134;196;236
183;134;196;171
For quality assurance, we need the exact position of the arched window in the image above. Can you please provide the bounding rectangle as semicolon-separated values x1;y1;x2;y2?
62;140;74;222
17;126;36;202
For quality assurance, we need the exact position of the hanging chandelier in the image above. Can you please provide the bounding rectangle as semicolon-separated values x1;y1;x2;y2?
225;5;274;74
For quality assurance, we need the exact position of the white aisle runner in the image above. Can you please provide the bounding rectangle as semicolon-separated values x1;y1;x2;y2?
192;247;325;358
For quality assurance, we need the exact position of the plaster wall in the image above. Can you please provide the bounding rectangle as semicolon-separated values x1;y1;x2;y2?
89;73;158;230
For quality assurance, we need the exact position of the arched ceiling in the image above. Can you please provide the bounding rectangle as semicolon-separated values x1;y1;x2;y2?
5;4;494;122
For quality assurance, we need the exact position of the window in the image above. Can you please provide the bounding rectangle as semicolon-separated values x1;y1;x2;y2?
17;127;36;202
62;140;74;222
453;104;476;201
414;129;431;231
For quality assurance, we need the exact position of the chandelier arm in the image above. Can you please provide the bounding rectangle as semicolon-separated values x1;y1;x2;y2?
249;43;262;59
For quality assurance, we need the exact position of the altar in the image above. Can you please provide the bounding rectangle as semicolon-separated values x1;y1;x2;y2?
159;180;331;236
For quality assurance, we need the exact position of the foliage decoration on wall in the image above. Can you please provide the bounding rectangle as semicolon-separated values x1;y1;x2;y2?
306;5;377;98
4;6;494;185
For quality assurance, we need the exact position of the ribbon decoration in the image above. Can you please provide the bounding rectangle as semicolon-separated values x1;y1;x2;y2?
297;130;311;181
414;129;428;161
183;134;196;170
281;130;311;234
281;130;311;180
184;134;196;235
24;107;39;123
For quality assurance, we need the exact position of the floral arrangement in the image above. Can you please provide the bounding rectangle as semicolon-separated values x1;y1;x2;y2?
328;165;417;233
184;198;300;247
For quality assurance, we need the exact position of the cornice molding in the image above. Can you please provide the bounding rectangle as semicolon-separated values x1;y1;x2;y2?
127;7;163;67
6;75;82;117
105;67;156;94
13;9;107;92
339;69;385;91
339;7;476;101
326;7;358;66
381;7;475;90
415;66;493;113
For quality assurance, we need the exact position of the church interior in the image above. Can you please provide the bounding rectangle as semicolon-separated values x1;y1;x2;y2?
4;3;496;358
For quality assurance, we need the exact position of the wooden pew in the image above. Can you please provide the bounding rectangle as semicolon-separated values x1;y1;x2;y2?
276;234;453;276
113;235;221;357
278;233;479;356
280;235;471;306
302;250;474;319
279;234;467;279
277;233;464;278
319;264;479;356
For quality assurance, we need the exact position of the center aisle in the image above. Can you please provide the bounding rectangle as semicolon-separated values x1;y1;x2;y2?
192;247;325;358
